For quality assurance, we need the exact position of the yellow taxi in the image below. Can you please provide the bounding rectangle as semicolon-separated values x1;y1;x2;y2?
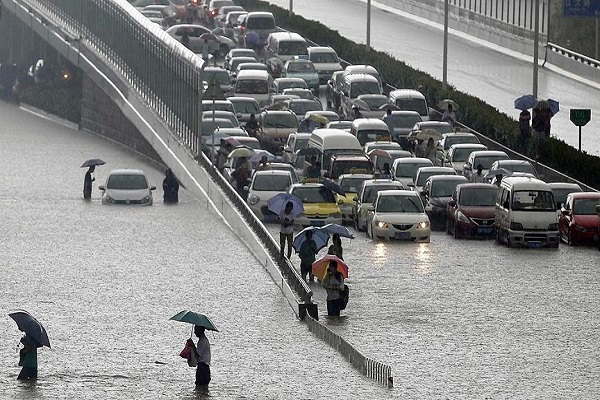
289;180;342;228
336;173;374;223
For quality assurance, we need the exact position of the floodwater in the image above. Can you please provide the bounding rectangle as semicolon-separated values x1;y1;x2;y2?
0;102;388;399
266;0;600;156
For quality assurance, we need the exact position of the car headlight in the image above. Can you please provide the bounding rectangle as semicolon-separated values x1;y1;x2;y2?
248;194;260;205
510;222;524;231
105;196;115;204
376;221;388;229
141;195;152;204
417;220;430;229
457;211;470;223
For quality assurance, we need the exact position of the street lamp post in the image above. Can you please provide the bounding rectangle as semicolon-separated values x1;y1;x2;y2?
366;0;371;52
442;0;449;91
533;0;540;98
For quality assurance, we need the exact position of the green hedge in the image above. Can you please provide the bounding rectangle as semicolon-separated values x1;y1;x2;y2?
238;0;600;189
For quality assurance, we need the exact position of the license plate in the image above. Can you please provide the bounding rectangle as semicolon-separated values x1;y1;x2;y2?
394;232;410;240
527;241;542;248
477;227;493;234
311;220;325;227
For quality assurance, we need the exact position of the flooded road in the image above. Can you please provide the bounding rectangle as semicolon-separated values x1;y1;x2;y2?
0;102;388;399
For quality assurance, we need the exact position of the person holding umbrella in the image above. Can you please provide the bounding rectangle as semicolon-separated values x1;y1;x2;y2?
327;233;343;260
83;165;95;199
278;201;295;260
298;229;318;283
322;260;345;316
194;325;211;387
9;310;51;381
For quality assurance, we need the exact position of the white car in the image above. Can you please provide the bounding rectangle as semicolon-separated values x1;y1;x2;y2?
366;190;430;242
98;169;156;205
246;170;294;221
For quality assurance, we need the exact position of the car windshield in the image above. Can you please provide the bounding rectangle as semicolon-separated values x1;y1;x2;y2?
418;123;454;134
107;174;148;190
292;186;336;203
236;139;260;149
322;149;363;170
377;195;424;213
290;101;321;115
279;41;308;56
573;198;600;215
253;174;291;191
459;187;498;206
417;171;454;186
236;79;269;94
363;185;401;202
295;138;309;150
287;62;315;73
444;135;479;149
357;130;390;146
231;100;259;114
512;190;555;211
202;102;234;113
340;177;371;193
395;162;432;179
263;114;298;129
204;70;230;85
350;81;381;97
473;155;507;169
310;51;339;63
431;180;464;197
247;17;275;29
453;147;481;162
502;162;537;175
395;99;428;116
202;119;235;135
552;188;581;204
332;160;373;178
360;96;388;109
392;115;422;129
277;80;307;91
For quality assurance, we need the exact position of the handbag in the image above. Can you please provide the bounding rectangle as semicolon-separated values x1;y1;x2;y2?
340;284;349;310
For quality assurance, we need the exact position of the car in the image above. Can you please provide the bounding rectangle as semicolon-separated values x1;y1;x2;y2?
203;66;234;96
388;89;430;121
548;182;583;209
436;132;481;166
325;71;344;111
341;64;382;88
339;74;382;120
202;99;235;113
352;179;404;231
98;169;156;205
366;190;430;242
227;96;260;124
223;11;247;39
284;98;323;122
411;166;457;195
227;56;259;74
326;120;352;132
353;94;389;119
297;110;339;133
489;159;539;179
281;59;320;93
164;24;235;56
463;150;510;181
558;192;600;246
282;88;318;101
446;183;498;239
326;154;374;181
140;8;168;27
257;162;299;182
246;169;294;222
201;117;235;136
289;182;342;228
350;118;391;146
444;143;488;175
307;46;343;84
224;48;258;70
384;110;423;145
202;110;239;127
336;174;374;223
207;0;235;25
214;5;244;29
202;127;248;159
232;62;269;79
257;110;299;151
368;149;412;175
420;175;469;229
363;141;401;156
391;157;434;188
235;12;278;48
273;77;309;94
282;132;312;164
409;121;454;139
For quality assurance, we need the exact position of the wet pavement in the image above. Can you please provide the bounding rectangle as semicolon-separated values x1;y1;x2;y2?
0;102;390;399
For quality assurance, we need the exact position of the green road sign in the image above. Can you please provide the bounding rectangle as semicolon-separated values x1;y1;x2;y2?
570;109;591;127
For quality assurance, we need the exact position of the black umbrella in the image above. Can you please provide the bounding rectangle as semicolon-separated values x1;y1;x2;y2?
81;158;106;168
8;310;51;348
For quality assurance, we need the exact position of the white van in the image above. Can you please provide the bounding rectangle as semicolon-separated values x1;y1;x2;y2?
232;69;273;107
306;128;364;173
388;89;429;121
265;31;308;62
350;118;391;146
495;176;560;248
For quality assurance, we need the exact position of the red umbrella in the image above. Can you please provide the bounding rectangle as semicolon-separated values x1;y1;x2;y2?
311;255;348;280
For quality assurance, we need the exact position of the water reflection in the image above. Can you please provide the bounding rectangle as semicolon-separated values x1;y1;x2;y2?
370;242;388;268
412;243;433;274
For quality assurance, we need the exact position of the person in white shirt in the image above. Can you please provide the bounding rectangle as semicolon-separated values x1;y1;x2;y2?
194;325;211;386
470;164;485;183
442;104;457;128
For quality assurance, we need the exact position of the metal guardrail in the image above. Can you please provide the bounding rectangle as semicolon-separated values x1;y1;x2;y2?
546;42;600;70
305;315;394;387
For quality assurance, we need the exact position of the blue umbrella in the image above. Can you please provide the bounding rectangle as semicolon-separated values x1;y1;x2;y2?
245;31;261;46
292;226;330;253
320;179;346;196
81;158;105;168
320;223;355;239
8;310;51;348
514;94;536;111
267;193;304;219
547;98;560;115
170;310;219;332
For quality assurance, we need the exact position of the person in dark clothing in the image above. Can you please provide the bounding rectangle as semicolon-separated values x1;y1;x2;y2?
83;166;95;200
162;168;179;203
17;333;38;380
322;260;345;316
519;109;531;151
299;229;318;282
194;325;211;387
181;30;190;49
327;233;343;260
244;114;259;136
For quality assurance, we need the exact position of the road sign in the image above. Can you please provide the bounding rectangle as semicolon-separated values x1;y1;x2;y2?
570;108;591;126
563;0;600;17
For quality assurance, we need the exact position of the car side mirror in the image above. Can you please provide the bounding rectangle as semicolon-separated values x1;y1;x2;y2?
448;200;456;207
150;186;157;191
98;185;105;191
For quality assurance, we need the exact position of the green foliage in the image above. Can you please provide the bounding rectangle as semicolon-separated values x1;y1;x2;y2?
20;72;82;124
237;0;600;189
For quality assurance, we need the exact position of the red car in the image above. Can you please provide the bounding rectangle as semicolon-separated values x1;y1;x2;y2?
446;183;498;239
558;192;600;246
